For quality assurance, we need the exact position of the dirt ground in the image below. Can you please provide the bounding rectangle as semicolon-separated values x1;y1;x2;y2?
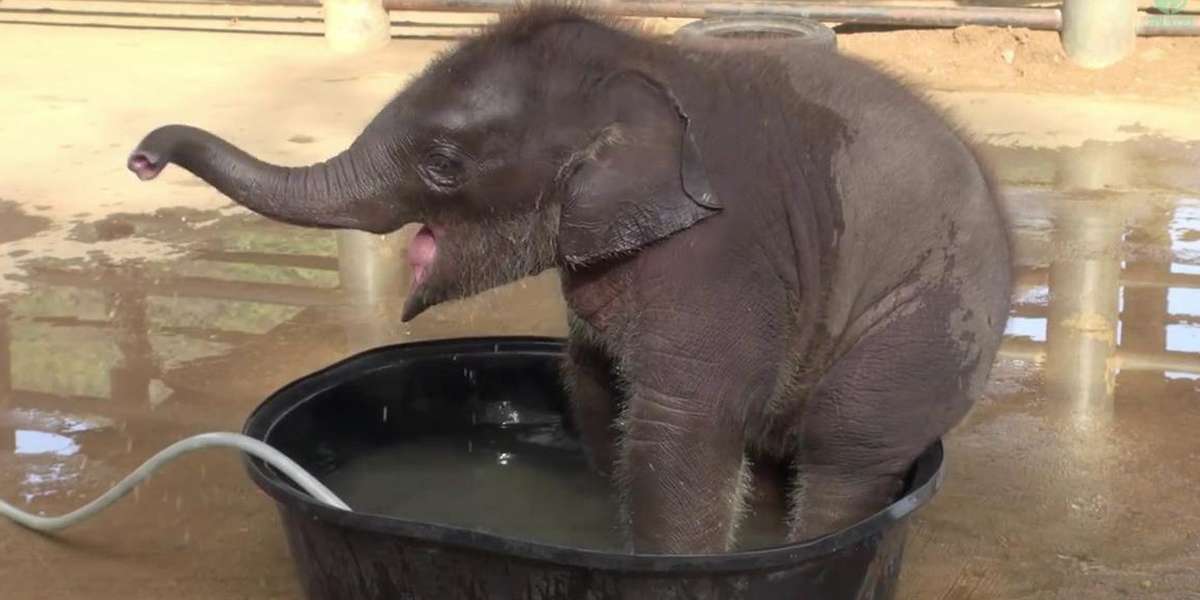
2;9;1200;600
839;25;1200;105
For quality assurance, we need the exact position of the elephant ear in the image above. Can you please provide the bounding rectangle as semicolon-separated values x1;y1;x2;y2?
557;70;722;267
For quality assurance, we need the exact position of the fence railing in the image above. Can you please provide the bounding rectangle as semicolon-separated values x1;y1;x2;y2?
3;1;1197;66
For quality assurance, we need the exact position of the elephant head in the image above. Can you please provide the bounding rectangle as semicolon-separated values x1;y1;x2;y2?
127;7;721;321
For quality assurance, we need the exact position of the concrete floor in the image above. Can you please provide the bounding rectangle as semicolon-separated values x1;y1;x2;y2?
2;14;1200;600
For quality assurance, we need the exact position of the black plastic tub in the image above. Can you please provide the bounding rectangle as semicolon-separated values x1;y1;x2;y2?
242;336;944;600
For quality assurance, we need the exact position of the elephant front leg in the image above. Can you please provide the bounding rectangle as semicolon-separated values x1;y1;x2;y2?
562;327;623;479
617;377;752;554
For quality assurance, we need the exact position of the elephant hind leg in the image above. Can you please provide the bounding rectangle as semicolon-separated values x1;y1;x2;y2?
786;288;998;542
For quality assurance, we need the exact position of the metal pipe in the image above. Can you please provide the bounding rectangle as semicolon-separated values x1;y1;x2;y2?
384;0;1067;29
41;0;1067;29
1140;14;1200;35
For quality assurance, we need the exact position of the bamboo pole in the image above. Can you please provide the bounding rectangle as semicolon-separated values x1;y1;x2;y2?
1061;0;1138;68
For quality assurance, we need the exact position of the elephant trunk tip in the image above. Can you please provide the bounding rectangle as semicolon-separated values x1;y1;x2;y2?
127;124;200;181
128;150;165;181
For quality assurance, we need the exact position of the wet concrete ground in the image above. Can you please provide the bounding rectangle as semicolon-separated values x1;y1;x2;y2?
3;19;1200;600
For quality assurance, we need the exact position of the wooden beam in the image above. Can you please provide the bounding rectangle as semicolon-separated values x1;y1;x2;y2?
189;249;339;271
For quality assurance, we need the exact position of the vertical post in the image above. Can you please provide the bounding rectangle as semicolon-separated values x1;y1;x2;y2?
336;228;411;349
336;229;409;307
1061;0;1138;69
321;0;403;345
322;0;392;54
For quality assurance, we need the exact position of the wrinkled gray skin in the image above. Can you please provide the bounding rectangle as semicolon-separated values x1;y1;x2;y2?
128;6;1012;555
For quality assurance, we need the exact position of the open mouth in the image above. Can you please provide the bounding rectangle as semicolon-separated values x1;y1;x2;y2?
407;224;439;289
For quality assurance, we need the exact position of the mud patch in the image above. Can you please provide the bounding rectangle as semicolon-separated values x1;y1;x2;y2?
0;199;53;244
70;217;137;242
288;134;317;144
0;207;231;298
68;207;226;245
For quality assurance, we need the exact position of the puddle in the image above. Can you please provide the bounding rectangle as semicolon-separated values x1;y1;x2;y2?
14;430;81;456
0;199;52;245
978;136;1200;194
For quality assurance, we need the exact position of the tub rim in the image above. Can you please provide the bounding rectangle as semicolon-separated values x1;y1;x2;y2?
242;335;944;575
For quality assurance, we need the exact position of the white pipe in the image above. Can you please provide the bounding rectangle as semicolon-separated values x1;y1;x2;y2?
0;432;349;533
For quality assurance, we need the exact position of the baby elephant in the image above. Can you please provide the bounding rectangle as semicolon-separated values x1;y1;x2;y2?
128;5;1012;554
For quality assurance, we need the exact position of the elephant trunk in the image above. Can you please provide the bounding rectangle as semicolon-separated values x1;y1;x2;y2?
127;124;409;234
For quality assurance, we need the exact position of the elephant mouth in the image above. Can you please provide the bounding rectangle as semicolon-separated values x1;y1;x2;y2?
408;224;440;290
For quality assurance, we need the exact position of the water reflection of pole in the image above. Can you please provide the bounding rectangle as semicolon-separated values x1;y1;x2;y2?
107;289;156;407
1043;202;1123;423
1042;141;1129;542
1118;207;1171;395
0;305;13;452
1044;141;1131;425
335;229;410;350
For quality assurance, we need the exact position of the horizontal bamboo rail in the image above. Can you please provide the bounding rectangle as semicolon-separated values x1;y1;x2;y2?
387;0;1065;28
1000;338;1200;373
1014;267;1200;291
17;267;341;307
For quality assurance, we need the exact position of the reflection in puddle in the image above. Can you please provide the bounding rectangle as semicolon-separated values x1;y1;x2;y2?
1004;316;1046;342
1166;287;1200;317
14;430;80;456
1166;324;1200;353
20;463;82;504
2;409;115;504
1164;371;1200;380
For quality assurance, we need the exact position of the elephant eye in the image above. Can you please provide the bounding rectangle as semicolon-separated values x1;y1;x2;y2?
422;148;466;188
